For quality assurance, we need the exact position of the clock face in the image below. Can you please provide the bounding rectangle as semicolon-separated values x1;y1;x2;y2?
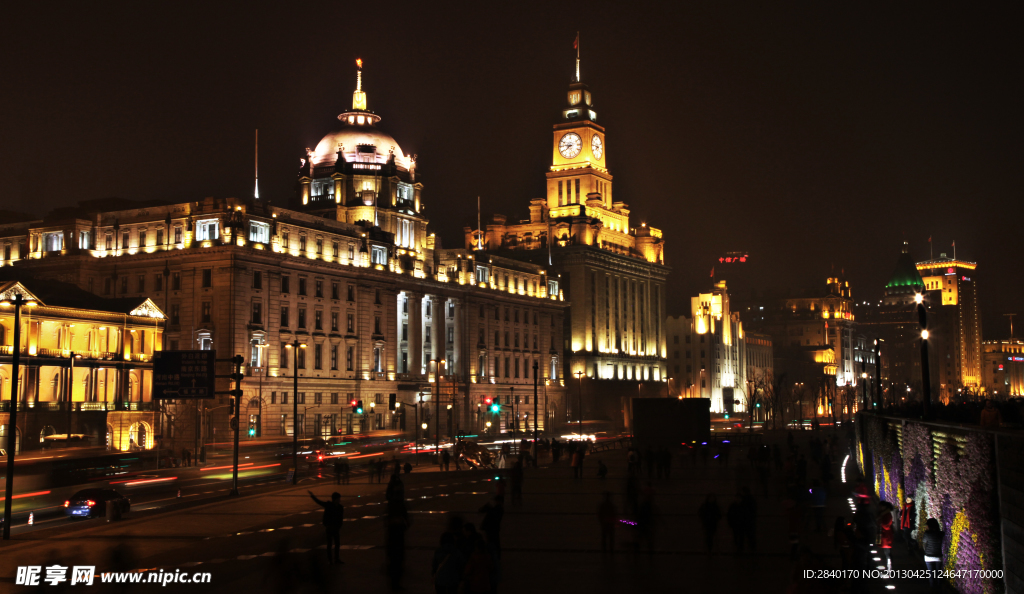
559;133;583;159
591;135;604;160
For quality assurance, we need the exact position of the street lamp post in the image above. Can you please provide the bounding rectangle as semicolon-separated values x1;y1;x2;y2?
435;359;445;465
2;293;35;540
284;340;306;484
510;387;516;454
575;371;584;439
533;360;539;442
255;343;267;438
66;351;81;438
915;294;932;417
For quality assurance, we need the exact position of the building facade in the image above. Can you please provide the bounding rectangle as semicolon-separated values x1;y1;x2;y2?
917;253;982;399
463;65;670;428
982;339;1024;398
0;279;165;453
665;281;763;414
0;62;569;451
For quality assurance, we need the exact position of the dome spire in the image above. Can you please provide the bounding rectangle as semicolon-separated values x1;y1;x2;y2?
352;58;367;111
574;32;580;82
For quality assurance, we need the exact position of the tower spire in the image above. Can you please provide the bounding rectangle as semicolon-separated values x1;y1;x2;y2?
254;129;259;200
352;58;367;111
574;32;580;82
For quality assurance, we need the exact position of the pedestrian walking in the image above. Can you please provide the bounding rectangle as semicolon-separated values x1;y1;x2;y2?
510;458;524;505
334;459;343;485
697;494;721;553
462;538;494;594
597;459;608;479
598;492;617;555
479;495;504;557
442;450;451;472
833;516;854;571
341;460;350;484
385;499;410;590
432;532;465;594
900;496;916;551
571;446;583;479
182;448;191;467
809;480;826;533
386;473;405;504
308;491;345;565
403;461;412;474
922;518;944;591
877;501;894;570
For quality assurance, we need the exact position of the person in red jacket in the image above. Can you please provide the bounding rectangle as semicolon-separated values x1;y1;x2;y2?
900;497;916;552
877;501;894;570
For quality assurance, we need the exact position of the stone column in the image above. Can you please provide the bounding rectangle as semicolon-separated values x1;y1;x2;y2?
430;296;443;367
407;292;423;375
451;298;462;375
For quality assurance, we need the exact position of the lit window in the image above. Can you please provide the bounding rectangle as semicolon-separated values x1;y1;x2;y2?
195;219;220;241
249;222;270;243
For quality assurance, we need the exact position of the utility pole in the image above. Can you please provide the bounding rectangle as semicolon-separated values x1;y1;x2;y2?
874;339;883;409
228;355;244;496
2;293;31;540
285;340;305;484
575;371;584;438
533;361;539;440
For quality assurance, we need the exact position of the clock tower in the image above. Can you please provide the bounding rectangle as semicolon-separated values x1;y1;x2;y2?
547;78;613;213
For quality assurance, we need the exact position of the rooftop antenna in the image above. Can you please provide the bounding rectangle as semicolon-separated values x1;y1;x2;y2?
254;129;259;200
1006;313;1017;339
574;32;581;82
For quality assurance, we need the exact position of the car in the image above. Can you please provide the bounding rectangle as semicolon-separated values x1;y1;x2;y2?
64;488;130;519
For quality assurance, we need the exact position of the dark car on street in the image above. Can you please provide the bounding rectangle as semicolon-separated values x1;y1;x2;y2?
64;488;130;519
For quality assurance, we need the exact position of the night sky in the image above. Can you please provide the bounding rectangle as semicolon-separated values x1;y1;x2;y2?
3;3;1022;335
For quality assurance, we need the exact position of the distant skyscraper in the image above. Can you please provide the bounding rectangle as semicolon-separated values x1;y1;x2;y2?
917;252;982;398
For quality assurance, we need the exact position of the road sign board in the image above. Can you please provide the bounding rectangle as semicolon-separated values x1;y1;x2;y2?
229;417;238;430
153;350;217;399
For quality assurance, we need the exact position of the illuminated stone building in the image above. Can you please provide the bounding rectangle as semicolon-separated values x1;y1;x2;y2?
916;253;982;399
0;62;568;448
982;339;1024;398
464;63;669;428
742;276;857;390
666;281;754;414
0;279;165;453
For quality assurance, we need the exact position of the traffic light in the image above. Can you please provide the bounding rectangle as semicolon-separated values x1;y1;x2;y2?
490;403;501;413
248;425;256;437
350;399;358;413
356;400;364;414
389;393;396;411
483;397;492;405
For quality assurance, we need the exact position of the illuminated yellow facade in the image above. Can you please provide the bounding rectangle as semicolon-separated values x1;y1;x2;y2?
466;69;670;389
916;254;981;396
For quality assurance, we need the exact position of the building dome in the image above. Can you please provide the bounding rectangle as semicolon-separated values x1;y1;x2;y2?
308;58;412;172
311;124;410;171
885;244;924;296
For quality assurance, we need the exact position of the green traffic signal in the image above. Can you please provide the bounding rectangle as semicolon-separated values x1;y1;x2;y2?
248;427;255;437
357;407;364;414
490;404;501;413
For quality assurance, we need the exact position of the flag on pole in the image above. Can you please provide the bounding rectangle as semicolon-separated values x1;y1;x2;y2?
573;33;579;49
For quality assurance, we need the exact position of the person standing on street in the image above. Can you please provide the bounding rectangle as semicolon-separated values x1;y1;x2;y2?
334;458;343;485
308;491;345;565
479;495;505;558
598;492;617;555
386;473;405;505
922;518;944;591
877;501;894;571
901;497;916;552
442;449;451;472
697;494;721;553
385;499;410;590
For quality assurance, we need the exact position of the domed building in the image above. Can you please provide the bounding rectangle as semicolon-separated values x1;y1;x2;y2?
296;60;425;255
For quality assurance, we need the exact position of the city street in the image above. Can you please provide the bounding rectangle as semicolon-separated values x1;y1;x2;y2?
0;433;936;593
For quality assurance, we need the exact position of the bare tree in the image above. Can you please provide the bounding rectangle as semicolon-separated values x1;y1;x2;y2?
756;370;786;430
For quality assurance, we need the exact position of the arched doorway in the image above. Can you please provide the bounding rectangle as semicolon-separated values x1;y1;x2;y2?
128;421;151;450
39;425;57;446
105;423;114;450
0;424;20;455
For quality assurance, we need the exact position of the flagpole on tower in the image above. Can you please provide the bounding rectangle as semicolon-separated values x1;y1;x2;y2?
254;129;259;200
477;196;483;250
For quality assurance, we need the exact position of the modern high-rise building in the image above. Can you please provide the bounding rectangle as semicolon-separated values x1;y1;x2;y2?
464;61;670;427
916;253;982;398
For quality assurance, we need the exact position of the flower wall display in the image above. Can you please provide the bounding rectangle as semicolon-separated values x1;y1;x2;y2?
857;415;1001;594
